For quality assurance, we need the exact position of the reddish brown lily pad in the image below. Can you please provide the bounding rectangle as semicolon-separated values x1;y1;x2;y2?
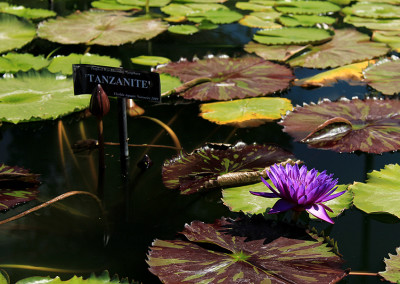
162;142;294;194
0;163;40;210
279;98;400;154
147;218;347;284
156;56;294;101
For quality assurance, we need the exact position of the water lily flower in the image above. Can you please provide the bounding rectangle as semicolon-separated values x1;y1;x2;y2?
250;163;346;224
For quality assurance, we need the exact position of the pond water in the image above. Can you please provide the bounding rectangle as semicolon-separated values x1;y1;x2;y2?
1;0;400;283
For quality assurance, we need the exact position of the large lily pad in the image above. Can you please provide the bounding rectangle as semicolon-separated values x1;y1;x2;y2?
363;58;400;95
274;0;341;15
37;10;168;45
0;14;36;54
162;142;295;194
287;29;389;68
239;12;282;29
379;247;400;283
0;72;91;123
244;41;309;61
0;53;50;73
91;0;141;11
278;14;336;27
254;27;333;45
350;164;400;219
0;163;40;211
344;15;400;31
156;56;294;101
373;31;400;51
161;3;228;17
15;271;133;283
147;218;347;284
342;2;400;19
279;98;400;154
0;3;56;19
199;97;293;127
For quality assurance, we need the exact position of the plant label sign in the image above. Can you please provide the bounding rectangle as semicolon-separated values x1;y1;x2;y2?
73;64;161;102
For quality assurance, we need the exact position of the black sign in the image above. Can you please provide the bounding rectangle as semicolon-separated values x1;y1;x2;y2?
73;64;161;103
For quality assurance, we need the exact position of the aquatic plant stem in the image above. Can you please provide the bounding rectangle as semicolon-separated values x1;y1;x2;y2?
0;264;95;274
79;121;97;185
348;271;378;276
97;117;105;198
161;77;212;97
104;142;180;150
139;116;182;150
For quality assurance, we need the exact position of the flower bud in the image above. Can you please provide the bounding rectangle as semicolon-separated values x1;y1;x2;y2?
89;84;110;118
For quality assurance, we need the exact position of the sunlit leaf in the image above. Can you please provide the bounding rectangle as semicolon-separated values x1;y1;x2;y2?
147;218;346;283
0;163;40;211
373;30;400;51
160;73;182;94
91;0;141;11
287;29;389;68
162;142;295;194
131;55;171;66
168;24;199;34
0;4;56;19
0;14;36;54
161;3;227;17
280;98;400;154
294;60;374;88
37;11;168;45
197;20;218;29
351;164;400;219
379;247;400;283
278;14;336;27
202;9;243;24
244;41;309;61
254;27;333;45
118;0;171;7
0;53;50;73
363;58;400;95
239;11;282;28
0;72;90;123
156;56;294;101
342;2;400;19
274;0;341;14
235;1;275;11
199;97;293;127
344;15;400;31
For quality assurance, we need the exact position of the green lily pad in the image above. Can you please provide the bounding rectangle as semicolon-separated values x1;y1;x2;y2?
280;98;400;154
47;53;121;75
0;53;49;73
160;73;183;94
344;15;400;31
15;271;133;283
156;56;294;101
287;29;389;68
222;181;351;220
161;3;227;17
162;142;295;194
350;164;400;219
147;218;346;284
131;55;171;66
118;0;171;7
0;163;40;211
363;58;400;95
379;247;400;283
197;20;218;29
274;0;341;15
168;24;199;34
199;97;293;127
244;41;309;61
0;72;91;123
373;30;400;50
37;11;168;45
0;4;56;19
254;27;333;45
202;9;243;24
235;1;275;11
91;0;141;10
278;14;336;27
342;2;400;19
0;14;36;54
239;12;282;28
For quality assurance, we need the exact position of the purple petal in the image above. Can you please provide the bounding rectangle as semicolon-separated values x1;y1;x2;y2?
250;191;279;198
318;189;346;203
268;199;296;214
260;176;280;196
306;204;334;224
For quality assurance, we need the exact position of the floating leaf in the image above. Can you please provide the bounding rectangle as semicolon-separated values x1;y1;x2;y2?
197;20;218;29
274;0;341;15
131;55;171;66
47;53;121;75
201;9;243;24
244;41;308;61
294;60;374;88
379;247;400;283
0;14;36;54
373;30;400;51
161;3;227;17
0;163;40;211
118;0;171;7
37;11;168;45
351;164;400;219
278;14;336;27
239;11;282;28
342;2;400;19
160;73;183;94
363;58;400;95
156;56;294;101
168;24;199;34
344;15;400;31
199;97;293;127
254;27;333;45
91;0;141;10
0;53;50;73
287;29;389;68
147;218;346;284
0;72;90;123
280;98;400;154
15;271;133;283
235;1;275;11
162;142;295;194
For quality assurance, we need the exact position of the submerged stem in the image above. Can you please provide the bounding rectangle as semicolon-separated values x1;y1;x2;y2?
348;271;379;276
0;264;95;274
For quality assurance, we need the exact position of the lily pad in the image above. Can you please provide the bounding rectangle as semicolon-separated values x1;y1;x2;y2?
201;9;243;24
118;0;171;7
278;14;336;27
274;0;341;15
235;1;275;11
0;53;50;73
160;73;183;94
162;142;295;194
0;163;40;211
37;11;168;45
239;12;282;28
131;55;171;66
199;97;293;127
0;4;56;19
15;271;133;283
244;41;309;61
373;30;400;51
47;53;121;75
379;247;400;283
161;3;228;17
342;2;400;19
147;218;346;284
279;98;400;154
254;27;333;45
168;24;199;35
0;72;91;123
351;164;400;219
287;29;389;68
344;15;400;31
363;58;400;95
222;181;351;220
91;0;141;11
156;56;294;101
0;14;36;54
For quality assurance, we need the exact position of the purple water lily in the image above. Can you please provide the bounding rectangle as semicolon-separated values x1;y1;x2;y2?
250;163;346;224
